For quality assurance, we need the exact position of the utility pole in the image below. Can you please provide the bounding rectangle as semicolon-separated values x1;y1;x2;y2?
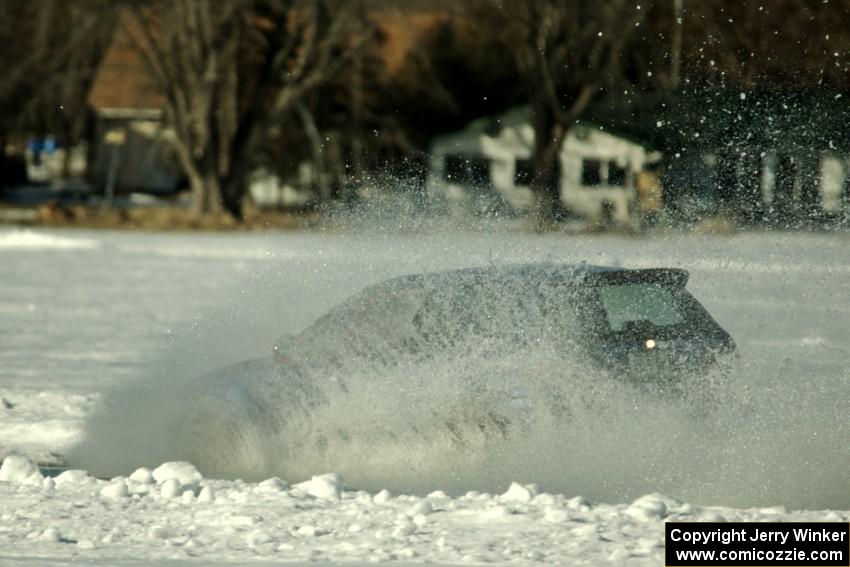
103;128;126;207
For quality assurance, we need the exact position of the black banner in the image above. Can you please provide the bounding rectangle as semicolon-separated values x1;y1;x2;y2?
666;522;850;566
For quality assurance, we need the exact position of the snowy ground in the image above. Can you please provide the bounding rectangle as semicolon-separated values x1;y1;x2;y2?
0;225;848;565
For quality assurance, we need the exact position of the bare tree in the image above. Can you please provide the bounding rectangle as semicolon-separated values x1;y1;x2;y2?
492;0;650;224
0;0;115;172
126;0;373;219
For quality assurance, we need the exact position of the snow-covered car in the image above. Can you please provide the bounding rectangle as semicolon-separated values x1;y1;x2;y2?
273;263;736;393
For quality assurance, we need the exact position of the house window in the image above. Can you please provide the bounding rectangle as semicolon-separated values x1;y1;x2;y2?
608;161;627;186
581;159;602;187
444;155;466;182
444;154;491;186
467;157;490;186
514;159;533;186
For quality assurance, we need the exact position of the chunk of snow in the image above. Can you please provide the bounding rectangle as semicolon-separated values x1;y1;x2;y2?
0;455;43;485
295;473;343;500
197;485;215;503
296;525;327;537
39;528;62;543
406;500;433;516
373;489;392;503
100;479;129;499
392;520;417;539
625;493;670;520
152;462;202;487
256;477;288;492
571;524;600;538
160;478;182;498
500;482;538;502
543;507;570;523
54;469;94;486
480;505;511;520
129;467;154;484
148;525;172;539
247;529;273;547
566;495;591;511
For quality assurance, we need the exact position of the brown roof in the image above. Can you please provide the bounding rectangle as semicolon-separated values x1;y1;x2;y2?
87;18;163;113
374;10;450;75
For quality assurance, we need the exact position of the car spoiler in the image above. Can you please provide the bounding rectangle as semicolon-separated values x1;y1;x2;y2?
581;268;689;288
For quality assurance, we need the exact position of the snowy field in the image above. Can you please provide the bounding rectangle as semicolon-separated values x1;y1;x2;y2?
0;225;848;566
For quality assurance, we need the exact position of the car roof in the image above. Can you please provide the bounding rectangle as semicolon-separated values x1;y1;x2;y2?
378;263;689;290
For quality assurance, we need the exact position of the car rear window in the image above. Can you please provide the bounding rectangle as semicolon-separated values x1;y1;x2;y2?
596;283;685;332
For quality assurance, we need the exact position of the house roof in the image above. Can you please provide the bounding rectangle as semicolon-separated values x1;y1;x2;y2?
87;15;165;114
432;105;655;151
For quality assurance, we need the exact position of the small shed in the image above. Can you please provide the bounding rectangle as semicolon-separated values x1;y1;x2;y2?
426;107;653;224
86;22;179;195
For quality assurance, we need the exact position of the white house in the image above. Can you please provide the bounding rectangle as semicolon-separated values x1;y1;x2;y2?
426;107;654;224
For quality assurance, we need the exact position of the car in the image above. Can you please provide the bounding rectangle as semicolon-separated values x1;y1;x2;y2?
181;263;735;474
272;263;736;397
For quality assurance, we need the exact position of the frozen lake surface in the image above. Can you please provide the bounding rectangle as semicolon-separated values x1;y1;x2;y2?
0;226;848;566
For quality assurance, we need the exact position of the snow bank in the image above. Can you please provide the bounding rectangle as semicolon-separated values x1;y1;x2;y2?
0;229;99;250
0;455;845;565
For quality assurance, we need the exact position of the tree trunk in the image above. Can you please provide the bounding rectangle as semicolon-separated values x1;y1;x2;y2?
296;102;330;204
531;98;565;226
221;175;245;219
188;169;224;216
